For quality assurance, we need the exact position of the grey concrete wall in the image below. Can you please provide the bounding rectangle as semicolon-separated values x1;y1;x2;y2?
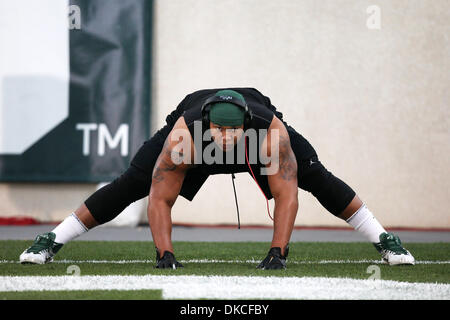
0;0;449;228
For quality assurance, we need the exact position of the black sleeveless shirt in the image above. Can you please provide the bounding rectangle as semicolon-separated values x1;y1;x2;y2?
181;88;280;174
163;87;284;200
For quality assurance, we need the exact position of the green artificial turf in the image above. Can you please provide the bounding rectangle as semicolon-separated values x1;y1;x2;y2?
1;241;448;284
0;289;162;300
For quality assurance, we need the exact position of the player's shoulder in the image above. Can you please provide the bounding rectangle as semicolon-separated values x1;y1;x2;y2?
268;115;287;132
171;115;189;130
165;116;194;150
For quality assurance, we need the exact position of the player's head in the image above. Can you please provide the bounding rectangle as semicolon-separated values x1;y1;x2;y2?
206;90;246;151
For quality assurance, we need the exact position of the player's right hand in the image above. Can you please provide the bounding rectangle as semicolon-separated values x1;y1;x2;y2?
155;249;184;269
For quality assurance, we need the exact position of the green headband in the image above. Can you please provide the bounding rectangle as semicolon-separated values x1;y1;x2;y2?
209;90;246;126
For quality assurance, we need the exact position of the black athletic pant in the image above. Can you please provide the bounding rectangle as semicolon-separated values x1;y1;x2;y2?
85;124;356;224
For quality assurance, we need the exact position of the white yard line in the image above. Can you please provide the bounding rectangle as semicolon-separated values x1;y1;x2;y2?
0;275;449;300
1;259;449;264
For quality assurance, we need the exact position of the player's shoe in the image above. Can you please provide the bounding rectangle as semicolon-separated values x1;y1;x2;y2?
19;232;63;264
373;232;415;265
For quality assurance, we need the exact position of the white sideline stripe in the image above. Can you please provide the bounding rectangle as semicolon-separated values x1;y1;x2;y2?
0;275;449;300
1;259;450;264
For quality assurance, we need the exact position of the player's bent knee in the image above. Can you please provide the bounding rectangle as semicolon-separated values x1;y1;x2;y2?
84;165;151;224
298;159;355;216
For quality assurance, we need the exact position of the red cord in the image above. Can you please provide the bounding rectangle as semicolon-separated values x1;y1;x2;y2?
245;137;274;221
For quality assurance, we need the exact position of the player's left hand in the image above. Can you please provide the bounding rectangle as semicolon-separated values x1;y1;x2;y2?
155;249;184;269
257;246;289;270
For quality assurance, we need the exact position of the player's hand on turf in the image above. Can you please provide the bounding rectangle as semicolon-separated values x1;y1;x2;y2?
155;249;184;269
257;246;289;270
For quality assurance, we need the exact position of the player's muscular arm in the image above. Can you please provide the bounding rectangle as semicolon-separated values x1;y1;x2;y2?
148;117;194;257
264;116;298;255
